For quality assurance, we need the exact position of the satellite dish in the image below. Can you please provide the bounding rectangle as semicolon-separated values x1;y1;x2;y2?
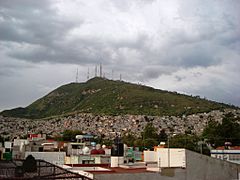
76;135;83;139
96;144;101;150
82;147;90;154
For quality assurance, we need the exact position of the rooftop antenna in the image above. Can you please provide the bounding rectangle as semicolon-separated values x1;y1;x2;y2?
76;68;78;83
100;63;102;78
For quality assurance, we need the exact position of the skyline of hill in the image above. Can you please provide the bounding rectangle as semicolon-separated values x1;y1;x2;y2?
0;77;237;119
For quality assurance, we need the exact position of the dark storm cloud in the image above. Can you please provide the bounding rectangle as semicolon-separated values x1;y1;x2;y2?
0;0;240;109
0;0;81;64
0;0;62;43
0;0;238;71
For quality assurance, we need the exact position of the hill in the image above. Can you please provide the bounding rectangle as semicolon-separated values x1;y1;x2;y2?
0;77;235;119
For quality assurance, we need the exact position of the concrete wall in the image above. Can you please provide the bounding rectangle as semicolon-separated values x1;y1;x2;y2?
95;150;240;180
157;148;186;168
211;149;240;165
25;152;66;165
144;151;156;163
186;150;240;180
95;170;186;180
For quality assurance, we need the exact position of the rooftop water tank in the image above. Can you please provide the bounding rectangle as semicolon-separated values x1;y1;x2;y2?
98;149;105;155
91;149;99;155
82;147;90;154
96;144;101;150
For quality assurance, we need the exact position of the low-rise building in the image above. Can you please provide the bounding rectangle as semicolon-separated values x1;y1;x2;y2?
25;151;66;165
211;146;240;164
60;149;240;180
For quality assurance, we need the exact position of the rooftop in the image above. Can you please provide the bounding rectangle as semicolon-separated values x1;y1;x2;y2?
63;163;152;175
0;160;92;179
215;146;240;150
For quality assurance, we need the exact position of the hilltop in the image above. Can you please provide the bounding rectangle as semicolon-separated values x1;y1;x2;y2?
0;77;235;119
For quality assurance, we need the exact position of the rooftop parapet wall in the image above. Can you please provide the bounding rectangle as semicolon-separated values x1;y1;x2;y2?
185;149;240;180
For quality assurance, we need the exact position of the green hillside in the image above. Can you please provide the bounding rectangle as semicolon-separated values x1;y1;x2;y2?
0;77;234;119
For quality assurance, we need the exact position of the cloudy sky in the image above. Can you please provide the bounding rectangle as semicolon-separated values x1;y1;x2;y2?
0;0;239;111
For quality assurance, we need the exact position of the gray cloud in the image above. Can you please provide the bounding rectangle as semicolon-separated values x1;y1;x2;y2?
0;0;80;62
0;0;240;110
1;0;238;69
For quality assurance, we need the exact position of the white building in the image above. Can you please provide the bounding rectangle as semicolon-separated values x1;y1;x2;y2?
25;152;66;165
211;149;240;164
144;148;186;171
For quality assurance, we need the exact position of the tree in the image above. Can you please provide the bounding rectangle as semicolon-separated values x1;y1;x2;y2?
202;120;222;146
169;134;199;152
142;122;158;140
220;114;240;145
62;129;83;141
202;113;240;147
101;138;113;146
158;129;168;142
141;123;159;149
0;135;4;143
122;133;137;147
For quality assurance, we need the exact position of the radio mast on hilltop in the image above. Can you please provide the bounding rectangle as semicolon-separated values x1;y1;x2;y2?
76;68;79;83
87;67;90;80
100;63;102;77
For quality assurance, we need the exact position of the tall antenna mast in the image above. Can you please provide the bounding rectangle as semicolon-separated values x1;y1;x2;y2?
76;68;78;83
95;65;97;77
100;63;102;77
112;70;114;80
87;67;89;80
120;74;122;81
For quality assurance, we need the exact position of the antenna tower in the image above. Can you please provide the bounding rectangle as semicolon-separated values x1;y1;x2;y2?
100;63;102;77
95;65;97;77
76;68;78;83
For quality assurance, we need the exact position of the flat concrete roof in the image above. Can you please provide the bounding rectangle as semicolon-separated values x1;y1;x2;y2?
87;167;151;174
65;163;153;174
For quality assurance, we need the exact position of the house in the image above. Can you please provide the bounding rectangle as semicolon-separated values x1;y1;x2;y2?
211;146;240;164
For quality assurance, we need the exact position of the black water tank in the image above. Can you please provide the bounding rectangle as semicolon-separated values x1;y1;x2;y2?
111;137;124;156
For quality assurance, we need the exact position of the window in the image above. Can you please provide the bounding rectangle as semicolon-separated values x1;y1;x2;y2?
229;154;240;161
